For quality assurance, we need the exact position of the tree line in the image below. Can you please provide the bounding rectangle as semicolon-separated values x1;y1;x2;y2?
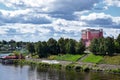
27;34;120;57
0;34;120;57
27;38;85;58
0;40;27;51
89;34;120;55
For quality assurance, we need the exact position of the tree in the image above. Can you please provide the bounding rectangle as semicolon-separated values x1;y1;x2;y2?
66;39;76;54
58;37;66;54
35;41;43;57
114;41;120;53
105;37;115;55
27;43;35;55
8;40;16;50
41;41;49;57
90;37;115;55
47;38;59;55
89;38;99;54
2;40;7;45
98;38;107;55
115;34;120;53
116;34;120;44
76;40;85;54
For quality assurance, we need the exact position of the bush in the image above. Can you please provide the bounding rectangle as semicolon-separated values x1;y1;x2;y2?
83;67;90;72
75;66;82;72
66;64;75;70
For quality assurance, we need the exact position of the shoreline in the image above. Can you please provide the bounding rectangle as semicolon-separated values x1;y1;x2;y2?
2;58;119;74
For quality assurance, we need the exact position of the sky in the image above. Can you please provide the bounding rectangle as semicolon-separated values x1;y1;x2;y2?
0;0;120;42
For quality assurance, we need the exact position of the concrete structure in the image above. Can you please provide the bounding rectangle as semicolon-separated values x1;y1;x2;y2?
81;28;103;47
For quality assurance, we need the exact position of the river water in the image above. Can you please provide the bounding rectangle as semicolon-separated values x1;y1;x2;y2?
0;64;120;80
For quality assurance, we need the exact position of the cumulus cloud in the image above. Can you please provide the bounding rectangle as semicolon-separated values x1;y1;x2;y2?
0;0;100;20
0;24;53;41
0;9;53;24
80;13;120;28
0;0;100;11
104;0;120;7
0;18;120;42
0;0;119;41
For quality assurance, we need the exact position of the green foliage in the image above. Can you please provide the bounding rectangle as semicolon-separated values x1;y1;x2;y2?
89;38;100;54
65;39;76;54
25;37;86;58
101;55;120;65
58;37;66;54
26;43;35;54
83;67;90;72
82;53;103;63
35;41;45;57
66;64;75;70
47;38;59;55
13;51;20;56
49;54;84;62
116;34;120;43
0;40;27;52
90;37;115;55
115;34;120;53
75;66;82;72
76;40;85;54
32;54;39;59
105;37;115;55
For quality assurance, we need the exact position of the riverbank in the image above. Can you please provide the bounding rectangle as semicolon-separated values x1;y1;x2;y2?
7;58;120;74
1;53;120;74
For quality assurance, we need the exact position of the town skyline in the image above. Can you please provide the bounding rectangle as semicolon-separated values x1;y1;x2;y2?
0;0;120;42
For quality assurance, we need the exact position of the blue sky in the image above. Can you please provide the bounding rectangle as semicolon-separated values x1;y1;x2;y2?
0;0;120;42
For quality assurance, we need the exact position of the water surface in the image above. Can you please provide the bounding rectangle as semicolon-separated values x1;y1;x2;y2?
0;64;120;80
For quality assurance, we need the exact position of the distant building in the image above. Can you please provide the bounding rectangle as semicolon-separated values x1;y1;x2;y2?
81;28;103;47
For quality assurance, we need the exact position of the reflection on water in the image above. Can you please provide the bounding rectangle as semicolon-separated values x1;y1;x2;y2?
0;64;120;80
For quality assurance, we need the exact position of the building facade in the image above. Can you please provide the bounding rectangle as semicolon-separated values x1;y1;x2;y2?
82;29;103;47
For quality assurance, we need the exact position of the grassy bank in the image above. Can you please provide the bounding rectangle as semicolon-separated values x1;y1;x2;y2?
2;53;120;74
82;53;103;63
101;55;120;65
4;57;119;74
48;54;84;62
81;53;120;65
13;59;62;69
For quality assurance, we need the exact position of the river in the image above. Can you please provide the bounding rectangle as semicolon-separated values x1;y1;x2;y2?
0;63;120;80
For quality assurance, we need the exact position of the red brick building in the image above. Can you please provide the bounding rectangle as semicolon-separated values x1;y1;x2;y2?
81;28;103;47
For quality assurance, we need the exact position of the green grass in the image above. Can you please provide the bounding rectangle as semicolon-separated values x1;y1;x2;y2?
82;53;103;63
48;54;84;62
101;55;120;65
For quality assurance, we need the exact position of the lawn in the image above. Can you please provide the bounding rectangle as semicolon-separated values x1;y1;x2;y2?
82;53;103;63
48;54;84;62
101;55;120;65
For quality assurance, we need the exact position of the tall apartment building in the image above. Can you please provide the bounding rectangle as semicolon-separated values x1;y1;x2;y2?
81;28;103;47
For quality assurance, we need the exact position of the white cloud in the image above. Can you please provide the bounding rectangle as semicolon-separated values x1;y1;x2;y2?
103;28;120;38
0;19;120;42
0;27;8;34
0;0;54;9
0;0;100;13
0;0;120;41
80;13;111;21
52;19;87;32
0;9;53;24
104;0;120;7
80;12;120;28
